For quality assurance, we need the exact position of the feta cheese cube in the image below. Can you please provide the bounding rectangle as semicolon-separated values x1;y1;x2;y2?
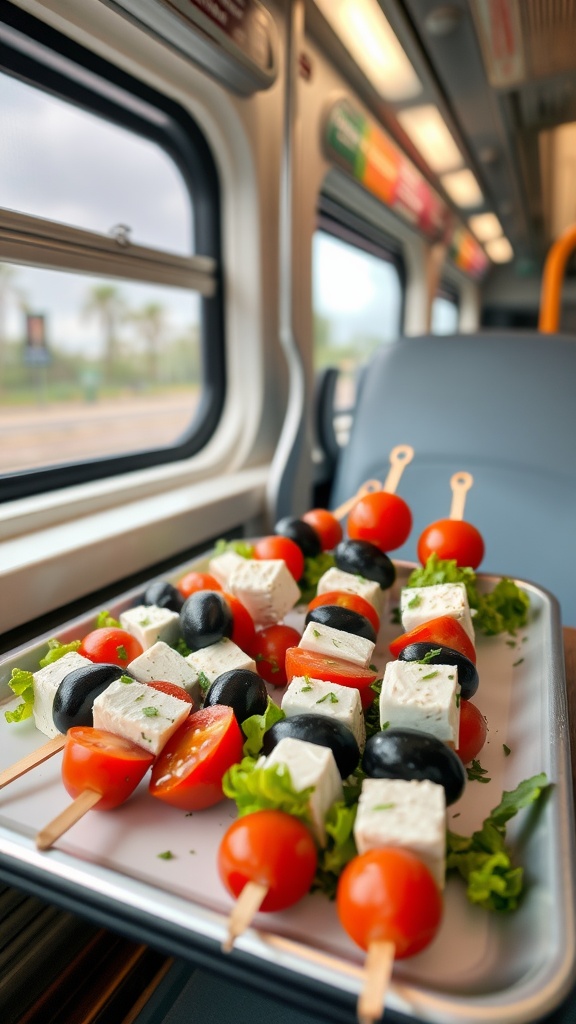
379;660;461;745
316;567;385;617
128;641;201;704
354;777;446;888
400;583;475;643
208;550;247;589
282;676;366;751
228;558;300;626
120;605;180;650
92;676;190;755
299;621;375;668
186;637;257;685
32;651;93;738
263;736;343;846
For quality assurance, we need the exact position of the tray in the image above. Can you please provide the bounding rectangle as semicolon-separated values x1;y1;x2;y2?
0;556;574;1024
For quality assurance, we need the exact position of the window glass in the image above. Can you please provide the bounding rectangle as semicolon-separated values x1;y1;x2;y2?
0;10;223;500
0;263;201;473
0;71;192;254
312;229;402;443
431;291;459;334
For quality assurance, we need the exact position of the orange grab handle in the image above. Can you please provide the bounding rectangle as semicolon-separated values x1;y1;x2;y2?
539;224;576;333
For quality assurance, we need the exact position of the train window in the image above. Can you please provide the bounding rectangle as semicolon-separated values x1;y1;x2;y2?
312;226;403;445
0;5;223;501
431;284;460;334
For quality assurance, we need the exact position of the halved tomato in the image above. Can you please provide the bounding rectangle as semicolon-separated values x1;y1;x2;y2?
285;647;379;708
389;615;476;665
62;727;155;811
149;705;244;811
307;590;380;634
146;680;194;705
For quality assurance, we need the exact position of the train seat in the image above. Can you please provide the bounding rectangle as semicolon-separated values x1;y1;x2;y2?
327;331;576;627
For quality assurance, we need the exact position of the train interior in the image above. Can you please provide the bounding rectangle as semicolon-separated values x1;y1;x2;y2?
1;1;576;1022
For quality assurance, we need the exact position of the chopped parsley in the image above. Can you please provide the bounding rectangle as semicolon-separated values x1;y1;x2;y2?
467;759;491;783
116;645;128;662
503;744;511;757
300;684;313;692
374;803;395;811
316;692;339;705
421;670;439;681
416;648;442;665
512;658;524;667
120;675;133;684
197;671;211;693
157;851;175;860
407;594;421;608
142;707;159;717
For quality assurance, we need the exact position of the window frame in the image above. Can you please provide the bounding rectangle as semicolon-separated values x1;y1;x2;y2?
0;2;225;503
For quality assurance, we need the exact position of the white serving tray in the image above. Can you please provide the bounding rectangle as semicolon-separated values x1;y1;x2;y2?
0;557;574;1024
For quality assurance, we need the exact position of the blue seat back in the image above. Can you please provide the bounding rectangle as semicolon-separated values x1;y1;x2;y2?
328;332;576;626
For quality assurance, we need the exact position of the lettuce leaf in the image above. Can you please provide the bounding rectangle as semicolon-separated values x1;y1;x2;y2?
222;757;313;823
213;538;255;559
407;554;529;636
299;552;336;604
313;800;358;899
38;638;81;667
95;609;121;628
446;772;549;911
241;698;285;757
4;668;35;723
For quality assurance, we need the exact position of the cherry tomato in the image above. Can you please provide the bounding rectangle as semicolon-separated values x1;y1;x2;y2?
457;699;488;764
389;615;476;665
337;848;442;959
253;535;304;581
307;590;380;634
252;624;302;686
417;519;485;570
347;492;412;553
218;810;317;912
78;628;143;668
177;571;222;599
149;705;244;811
61;727;154;811
146;680;193;704
301;508;343;551
222;592;257;655
285;647;378;707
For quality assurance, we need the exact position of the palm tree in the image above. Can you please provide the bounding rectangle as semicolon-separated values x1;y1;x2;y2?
83;283;126;383
129;302;167;383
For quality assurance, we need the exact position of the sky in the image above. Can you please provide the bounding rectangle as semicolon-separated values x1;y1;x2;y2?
1;66;405;359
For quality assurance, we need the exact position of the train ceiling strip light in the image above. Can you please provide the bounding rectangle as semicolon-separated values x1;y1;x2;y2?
396;104;463;174
440;168;484;208
485;236;514;263
468;212;504;243
313;0;421;101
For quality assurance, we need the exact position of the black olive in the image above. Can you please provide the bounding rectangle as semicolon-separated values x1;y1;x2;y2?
53;663;128;733
262;713;360;779
142;580;184;613
305;605;377;644
180;591;233;650
274;516;321;558
398;642;479;700
204;668;268;725
362;727;466;806
334;539;395;590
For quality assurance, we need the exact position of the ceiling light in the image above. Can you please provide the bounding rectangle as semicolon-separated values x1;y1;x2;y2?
397;105;462;173
314;0;421;101
468;212;503;242
441;168;483;208
485;236;514;263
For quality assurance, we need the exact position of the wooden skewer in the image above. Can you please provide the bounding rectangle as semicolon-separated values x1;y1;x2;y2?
222;880;269;952
0;735;65;790
357;940;395;1024
382;444;414;495
333;479;382;521
36;788;102;851
449;471;474;521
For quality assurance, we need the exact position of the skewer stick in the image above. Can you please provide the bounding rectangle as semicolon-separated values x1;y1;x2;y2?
333;479;382;521
222;880;269;952
36;788;102;851
357;940;395;1024
0;735;65;790
449;471;474;521
382;445;414;495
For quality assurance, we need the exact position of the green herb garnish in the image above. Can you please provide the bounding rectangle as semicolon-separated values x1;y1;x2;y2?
142;707;159;717
116;645;128;662
158;851;175;860
467;759;491;783
317;692;339;704
503;744;511;757
96;610;121;628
